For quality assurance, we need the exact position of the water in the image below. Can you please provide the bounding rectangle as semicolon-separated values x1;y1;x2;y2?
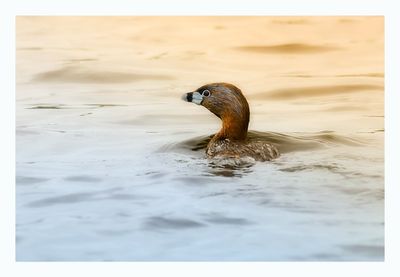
16;16;384;261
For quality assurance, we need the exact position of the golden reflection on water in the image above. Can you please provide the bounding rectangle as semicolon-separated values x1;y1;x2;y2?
16;16;384;134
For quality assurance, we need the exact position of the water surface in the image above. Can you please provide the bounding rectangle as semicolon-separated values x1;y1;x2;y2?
16;16;384;261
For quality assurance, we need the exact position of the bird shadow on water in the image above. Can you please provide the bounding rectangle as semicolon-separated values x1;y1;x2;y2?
160;130;364;178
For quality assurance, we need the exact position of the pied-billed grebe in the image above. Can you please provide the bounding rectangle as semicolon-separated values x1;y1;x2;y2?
182;82;280;162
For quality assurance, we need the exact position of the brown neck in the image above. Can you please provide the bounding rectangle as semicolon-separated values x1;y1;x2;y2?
215;113;248;141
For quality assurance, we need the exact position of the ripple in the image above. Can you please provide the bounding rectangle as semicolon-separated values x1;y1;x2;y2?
279;164;341;173
204;214;252;225
341;244;384;258
27;192;93;208
28;103;126;109
271;19;309;25
235;43;339;54
67;58;98;62
16;176;50;185
64;175;102;183
17;47;42;51
144;216;206;230
164;130;363;156
32;66;174;84
29;105;63;109
281;72;384;78
258;84;383;100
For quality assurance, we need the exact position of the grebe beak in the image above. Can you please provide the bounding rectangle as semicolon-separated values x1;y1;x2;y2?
181;91;203;105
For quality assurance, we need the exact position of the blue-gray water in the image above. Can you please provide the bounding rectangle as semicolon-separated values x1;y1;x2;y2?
16;16;384;261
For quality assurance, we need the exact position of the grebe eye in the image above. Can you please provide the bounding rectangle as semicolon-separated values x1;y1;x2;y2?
202;89;210;97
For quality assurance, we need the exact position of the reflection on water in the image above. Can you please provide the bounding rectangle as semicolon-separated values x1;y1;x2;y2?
207;161;254;177
16;16;384;261
265;84;383;99
33;66;174;83
167;130;363;155
174;130;369;178
235;43;340;54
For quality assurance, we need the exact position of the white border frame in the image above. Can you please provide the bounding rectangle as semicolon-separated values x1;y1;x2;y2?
2;1;399;276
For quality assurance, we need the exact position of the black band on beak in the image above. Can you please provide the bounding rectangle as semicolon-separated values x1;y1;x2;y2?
182;92;193;102
186;92;193;102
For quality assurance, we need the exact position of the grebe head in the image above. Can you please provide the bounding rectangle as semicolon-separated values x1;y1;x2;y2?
182;82;250;141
